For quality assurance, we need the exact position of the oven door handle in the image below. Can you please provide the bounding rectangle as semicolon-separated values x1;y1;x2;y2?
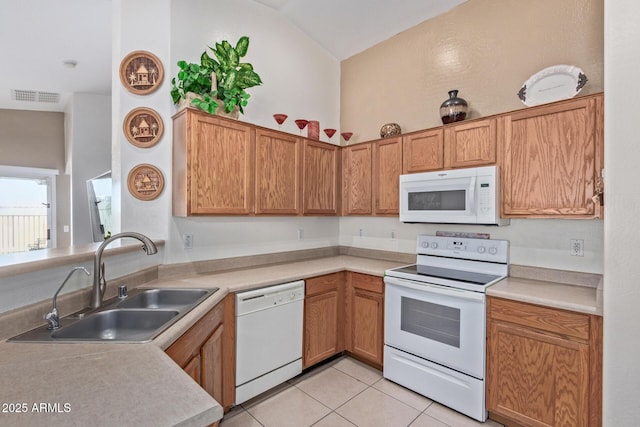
384;276;485;302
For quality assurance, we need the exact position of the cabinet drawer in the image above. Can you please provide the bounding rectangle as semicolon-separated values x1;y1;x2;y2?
488;297;590;341
306;272;343;296
350;272;383;294
166;302;224;367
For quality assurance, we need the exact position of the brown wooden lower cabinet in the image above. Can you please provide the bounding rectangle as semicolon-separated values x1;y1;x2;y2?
303;272;345;368
345;272;384;369
166;293;236;418
487;296;602;427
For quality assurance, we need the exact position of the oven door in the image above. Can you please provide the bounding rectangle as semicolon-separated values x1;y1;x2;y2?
384;276;486;379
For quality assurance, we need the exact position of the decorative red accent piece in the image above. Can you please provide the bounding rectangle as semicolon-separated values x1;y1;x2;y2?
307;120;320;140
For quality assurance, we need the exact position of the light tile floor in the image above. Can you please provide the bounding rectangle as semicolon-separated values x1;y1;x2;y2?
221;356;504;427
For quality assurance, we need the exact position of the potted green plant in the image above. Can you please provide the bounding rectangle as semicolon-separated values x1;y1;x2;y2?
170;36;262;117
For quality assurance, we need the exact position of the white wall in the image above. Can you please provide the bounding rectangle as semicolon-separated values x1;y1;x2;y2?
169;0;341;135
113;0;172;242
113;0;341;262
113;0;606;275
164;0;342;263
340;217;604;273
603;0;640;424
166;216;339;264
68;93;111;245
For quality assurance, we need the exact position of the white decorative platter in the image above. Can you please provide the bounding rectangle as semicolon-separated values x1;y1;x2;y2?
517;65;588;107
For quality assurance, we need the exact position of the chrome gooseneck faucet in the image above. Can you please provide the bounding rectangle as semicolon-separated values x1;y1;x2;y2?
44;266;91;330
90;232;158;309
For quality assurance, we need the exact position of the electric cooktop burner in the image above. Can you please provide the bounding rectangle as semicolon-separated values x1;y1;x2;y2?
384;235;510;293
392;264;502;286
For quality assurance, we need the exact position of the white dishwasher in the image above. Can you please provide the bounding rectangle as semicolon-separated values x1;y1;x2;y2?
235;280;304;404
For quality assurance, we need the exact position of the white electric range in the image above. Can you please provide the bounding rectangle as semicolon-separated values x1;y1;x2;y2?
383;234;509;422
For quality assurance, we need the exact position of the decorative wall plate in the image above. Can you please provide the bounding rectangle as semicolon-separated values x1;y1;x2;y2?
123;107;164;148
119;50;164;95
127;164;164;201
517;65;588;107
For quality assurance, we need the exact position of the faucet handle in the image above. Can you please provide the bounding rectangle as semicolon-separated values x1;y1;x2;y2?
118;285;128;298
44;308;60;330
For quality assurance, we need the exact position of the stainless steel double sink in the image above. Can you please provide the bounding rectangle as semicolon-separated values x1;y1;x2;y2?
9;288;218;343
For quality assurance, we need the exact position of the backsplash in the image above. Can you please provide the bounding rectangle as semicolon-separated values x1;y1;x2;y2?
339;217;604;274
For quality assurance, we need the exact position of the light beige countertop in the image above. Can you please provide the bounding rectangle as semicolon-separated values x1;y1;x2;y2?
0;255;602;426
487;265;603;316
0;343;221;427
150;255;404;348
0;240;165;278
0;255;402;427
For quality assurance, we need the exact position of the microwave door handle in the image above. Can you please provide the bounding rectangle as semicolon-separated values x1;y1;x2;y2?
467;176;476;213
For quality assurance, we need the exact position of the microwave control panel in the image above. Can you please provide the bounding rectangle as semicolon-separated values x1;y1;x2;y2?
476;176;496;222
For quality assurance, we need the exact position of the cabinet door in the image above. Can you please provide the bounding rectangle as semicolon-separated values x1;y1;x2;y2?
188;112;255;215
184;354;202;383
351;288;384;367
304;273;344;368
342;143;372;215
303;140;340;215
346;273;384;368
501;95;603;217
373;137;402;215
201;323;224;404
487;321;590;427
402;129;444;173
255;129;301;214
444;118;496;168
304;293;340;367
166;301;226;405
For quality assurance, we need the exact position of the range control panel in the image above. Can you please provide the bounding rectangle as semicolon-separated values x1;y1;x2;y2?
416;234;509;263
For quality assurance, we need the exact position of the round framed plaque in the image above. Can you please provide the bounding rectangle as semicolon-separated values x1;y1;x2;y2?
127;164;165;201
123;107;164;148
119;50;164;95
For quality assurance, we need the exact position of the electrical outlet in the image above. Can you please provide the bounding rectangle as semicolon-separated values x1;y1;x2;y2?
570;239;584;256
359;228;364;238
297;229;304;240
183;234;193;250
391;230;396;240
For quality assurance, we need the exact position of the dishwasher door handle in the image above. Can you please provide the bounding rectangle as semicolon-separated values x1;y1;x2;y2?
240;293;266;302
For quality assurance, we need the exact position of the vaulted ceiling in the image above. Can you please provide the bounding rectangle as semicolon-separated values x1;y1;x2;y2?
0;0;466;112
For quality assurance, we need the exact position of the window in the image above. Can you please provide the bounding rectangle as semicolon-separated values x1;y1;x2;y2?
0;166;57;254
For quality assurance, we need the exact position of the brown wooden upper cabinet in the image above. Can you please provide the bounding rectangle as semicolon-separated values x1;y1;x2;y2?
402;129;444;173
445;118;497;168
402;118;497;174
342;143;373;215
374;137;402;215
173;109;340;217
302;139;340;215
342;137;402;216
500;94;604;218
173;108;254;216
255;129;302;215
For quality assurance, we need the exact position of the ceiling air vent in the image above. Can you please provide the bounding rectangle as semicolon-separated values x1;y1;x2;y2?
11;89;61;104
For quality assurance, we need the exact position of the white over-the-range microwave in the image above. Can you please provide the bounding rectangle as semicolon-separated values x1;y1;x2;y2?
399;165;509;225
